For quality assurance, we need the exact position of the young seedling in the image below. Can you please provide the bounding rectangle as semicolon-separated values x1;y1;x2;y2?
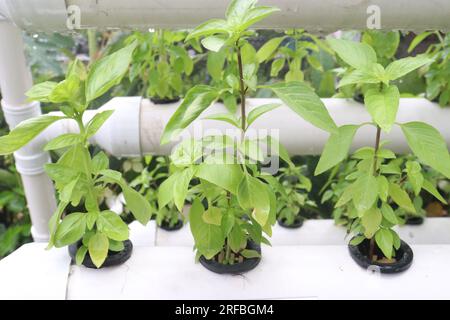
0;42;152;268
316;38;448;265
159;0;336;271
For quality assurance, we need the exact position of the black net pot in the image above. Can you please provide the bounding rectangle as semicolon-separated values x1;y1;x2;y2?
277;216;304;229
199;240;261;275
348;237;413;274
159;219;184;231
149;96;180;104
68;239;133;269
405;216;424;225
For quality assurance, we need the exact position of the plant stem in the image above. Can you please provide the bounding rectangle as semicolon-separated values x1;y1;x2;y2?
87;29;98;64
369;237;376;262
236;44;246;137
373;125;381;176
225;241;231;264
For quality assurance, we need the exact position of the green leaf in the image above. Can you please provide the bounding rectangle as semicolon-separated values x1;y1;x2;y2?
401;122;450;178
270;59;285;77
44;133;82;151
207;50;226;81
96;210;129;241
422;179;446;204
47;201;68;249
315;125;359;175
86;41;137;102
375;228;394;259
327;38;377;69
189;199;224;260
92;151;109;173
260;135;294;168
0;115;63;155
75;246;88;265
247;103;281;127
239;6;280;31
54;213;86;247
226;0;257;25
204;113;240;128
389;182;416;213
386;55;433;80
237;175;270;226
86;110;114;138
157;171;180;209
49;75;82;104
86;211;98;230
381;203;398;225
203;207;222;226
60;175;81;203
122;184;152;225
364;85;400;132
228;225;244;252
239;139;264;162
201;35;227;52
408;32;433;53
352;173;378;212
361;208;382;238
350;235;365;246
337;69;380;88
268;81;337;133
196;163;244;194
173;167;196;212
256;36;284;63
377;175;389;202
241;249;261;259
160;85;219;144
88;232;109;268
185;19;229;41
26;81;57;102
405;161;423;196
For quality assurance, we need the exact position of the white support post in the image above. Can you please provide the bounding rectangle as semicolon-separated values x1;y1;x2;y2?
0;21;57;242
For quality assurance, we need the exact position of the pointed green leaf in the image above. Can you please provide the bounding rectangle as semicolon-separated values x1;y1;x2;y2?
247;103;281;127
96;210;129;241
422;179;446;204
361;208;382;238
88;232;109;268
364;85;400;132
386;55;433;80
352;173;378;212
327;39;377;69
389;182;416;213
375;228;394;259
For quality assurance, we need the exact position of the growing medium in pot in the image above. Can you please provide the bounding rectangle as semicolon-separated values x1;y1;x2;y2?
158;0;337;274
0;42;152;268
316;38;448;273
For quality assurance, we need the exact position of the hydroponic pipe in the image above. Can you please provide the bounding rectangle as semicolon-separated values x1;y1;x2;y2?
0;0;449;32
44;97;450;158
0;22;57;242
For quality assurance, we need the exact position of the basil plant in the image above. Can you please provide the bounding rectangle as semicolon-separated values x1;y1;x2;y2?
126;30;196;101
315;38;449;261
158;0;337;266
0;42;152;268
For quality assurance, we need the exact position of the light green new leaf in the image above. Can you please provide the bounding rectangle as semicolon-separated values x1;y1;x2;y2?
0;115;64;155
157;170;181;209
96;210;129;241
247;103;281;127
401;122;450;178
54;213;86;247
92;151;109;173
375;228;394;259
386;55;433;81
26;81;57;102
226;0;257;25
405;161;423;196
189;199;224;260
352;173;378;212
237;175;270;226
239;6;280;31
185;19;229;41
86;41;137;102
315;125;359;175
422;179;446;204
256;36;285;63
327;39;377;70
361;208;382;238
44;133;82;151
268;81;337;133
86;110;114;138
389;182;416;213
88;232;109;268
364;85;400;132
160;85;219;144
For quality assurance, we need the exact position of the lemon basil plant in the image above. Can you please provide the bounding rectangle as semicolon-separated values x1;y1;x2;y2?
315;38;448;273
158;0;337;274
0;42;152;268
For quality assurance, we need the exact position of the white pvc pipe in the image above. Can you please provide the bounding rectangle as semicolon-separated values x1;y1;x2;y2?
45;96;450;157
0;22;57;242
1;0;449;32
